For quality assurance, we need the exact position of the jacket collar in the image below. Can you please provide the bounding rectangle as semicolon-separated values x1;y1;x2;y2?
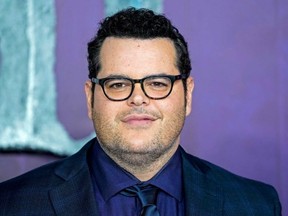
48;139;223;215
181;147;224;216
49;138;99;216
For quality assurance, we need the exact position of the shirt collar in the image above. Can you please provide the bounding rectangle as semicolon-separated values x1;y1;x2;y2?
148;147;183;201
88;139;183;202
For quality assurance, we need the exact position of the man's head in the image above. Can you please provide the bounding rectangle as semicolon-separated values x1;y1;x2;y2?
85;8;194;180
87;7;191;92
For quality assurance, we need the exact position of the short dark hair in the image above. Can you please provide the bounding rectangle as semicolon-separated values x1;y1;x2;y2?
87;7;191;90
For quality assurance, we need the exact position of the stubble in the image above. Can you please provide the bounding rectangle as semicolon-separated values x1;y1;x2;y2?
92;106;186;174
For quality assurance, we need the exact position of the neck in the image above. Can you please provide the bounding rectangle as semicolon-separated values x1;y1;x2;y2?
104;142;179;181
128;157;171;181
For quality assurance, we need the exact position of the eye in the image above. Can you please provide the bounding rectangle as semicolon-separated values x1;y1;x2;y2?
109;82;126;89
145;77;170;90
150;81;168;87
105;79;131;90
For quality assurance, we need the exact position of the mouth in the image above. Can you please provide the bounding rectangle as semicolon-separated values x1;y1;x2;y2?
121;114;158;127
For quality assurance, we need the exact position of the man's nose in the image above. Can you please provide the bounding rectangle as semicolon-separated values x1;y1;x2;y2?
126;83;150;106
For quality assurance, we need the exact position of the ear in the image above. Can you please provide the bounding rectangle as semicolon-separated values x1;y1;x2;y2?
185;76;194;116
84;80;93;119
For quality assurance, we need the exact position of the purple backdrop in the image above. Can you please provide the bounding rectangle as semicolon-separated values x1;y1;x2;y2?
1;0;287;214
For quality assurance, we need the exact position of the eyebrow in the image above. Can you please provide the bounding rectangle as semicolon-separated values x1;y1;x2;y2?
99;72;171;79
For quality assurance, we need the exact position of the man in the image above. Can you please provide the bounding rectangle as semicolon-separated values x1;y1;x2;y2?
0;7;281;216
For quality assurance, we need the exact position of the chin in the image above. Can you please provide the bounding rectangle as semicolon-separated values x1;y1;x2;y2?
126;141;152;151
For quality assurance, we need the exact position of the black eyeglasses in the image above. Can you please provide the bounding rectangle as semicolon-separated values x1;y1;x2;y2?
91;74;189;101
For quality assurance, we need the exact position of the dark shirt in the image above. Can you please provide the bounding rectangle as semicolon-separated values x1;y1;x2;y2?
88;139;185;215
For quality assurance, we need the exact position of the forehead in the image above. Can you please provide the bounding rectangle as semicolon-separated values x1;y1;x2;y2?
98;37;178;77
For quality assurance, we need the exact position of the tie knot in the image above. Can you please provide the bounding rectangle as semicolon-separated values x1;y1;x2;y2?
121;184;159;206
121;184;160;216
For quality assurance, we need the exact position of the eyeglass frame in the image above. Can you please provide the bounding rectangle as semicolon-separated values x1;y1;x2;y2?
91;73;189;101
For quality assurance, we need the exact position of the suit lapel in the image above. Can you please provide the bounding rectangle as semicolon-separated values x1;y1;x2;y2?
181;150;223;216
47;140;223;215
49;139;99;216
49;168;98;216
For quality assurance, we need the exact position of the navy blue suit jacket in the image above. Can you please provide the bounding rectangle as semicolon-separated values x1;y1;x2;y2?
0;138;281;215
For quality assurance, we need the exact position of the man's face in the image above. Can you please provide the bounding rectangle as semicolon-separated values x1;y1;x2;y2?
85;37;194;167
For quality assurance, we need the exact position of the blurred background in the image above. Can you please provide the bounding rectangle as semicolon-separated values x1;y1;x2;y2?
0;0;287;215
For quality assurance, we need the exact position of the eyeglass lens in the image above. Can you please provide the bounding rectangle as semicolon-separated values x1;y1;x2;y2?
103;77;172;100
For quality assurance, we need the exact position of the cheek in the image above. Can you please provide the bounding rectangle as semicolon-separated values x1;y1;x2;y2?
167;89;186;110
93;98;122;124
159;96;186;119
92;103;116;137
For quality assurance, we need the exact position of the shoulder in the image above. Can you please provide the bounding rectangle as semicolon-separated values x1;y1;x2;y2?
0;157;63;192
182;149;272;187
0;139;93;190
0;158;64;214
181;149;282;214
182;150;278;195
0;139;95;213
